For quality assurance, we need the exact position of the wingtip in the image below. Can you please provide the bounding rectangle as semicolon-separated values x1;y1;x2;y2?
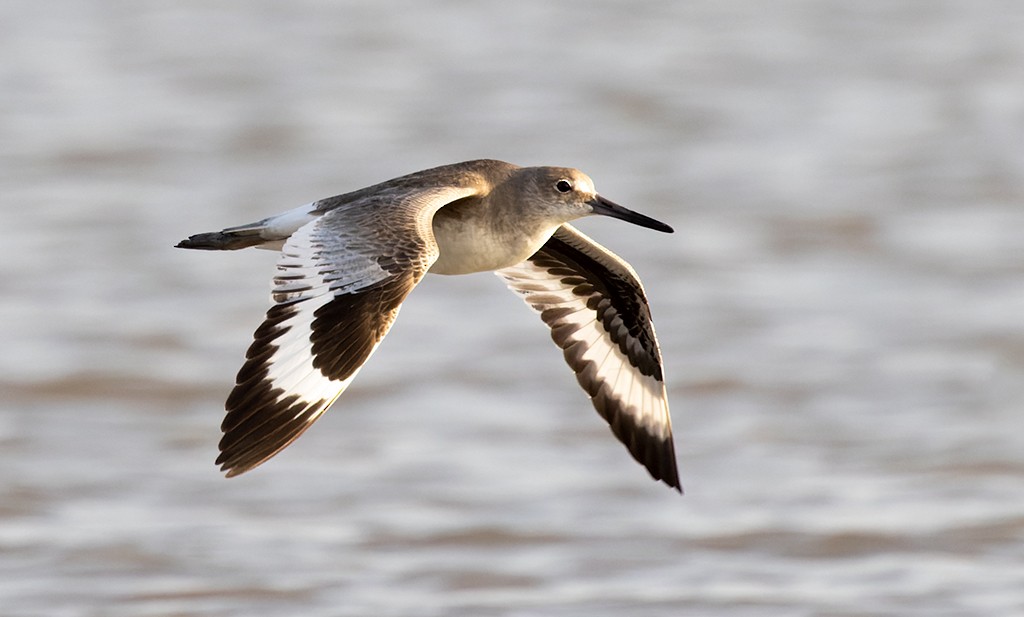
658;466;683;494
216;449;247;478
219;460;246;478
668;476;684;494
647;435;682;493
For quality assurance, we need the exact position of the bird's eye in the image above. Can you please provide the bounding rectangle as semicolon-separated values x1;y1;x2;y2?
555;179;573;193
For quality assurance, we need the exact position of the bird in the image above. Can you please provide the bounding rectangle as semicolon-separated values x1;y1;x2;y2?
177;159;680;491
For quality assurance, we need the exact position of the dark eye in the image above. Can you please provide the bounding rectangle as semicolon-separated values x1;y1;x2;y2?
555;179;573;193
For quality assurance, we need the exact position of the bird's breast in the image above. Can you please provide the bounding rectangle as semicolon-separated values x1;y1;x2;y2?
429;215;555;275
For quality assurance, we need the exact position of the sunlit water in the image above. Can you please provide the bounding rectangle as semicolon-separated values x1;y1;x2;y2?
1;1;1023;615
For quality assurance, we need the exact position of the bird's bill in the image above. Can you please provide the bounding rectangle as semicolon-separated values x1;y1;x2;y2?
589;195;674;233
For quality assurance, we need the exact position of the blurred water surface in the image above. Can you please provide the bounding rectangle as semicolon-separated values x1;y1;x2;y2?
1;1;1023;615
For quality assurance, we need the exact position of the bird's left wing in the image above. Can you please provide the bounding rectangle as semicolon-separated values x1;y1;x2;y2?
497;224;680;491
217;186;479;476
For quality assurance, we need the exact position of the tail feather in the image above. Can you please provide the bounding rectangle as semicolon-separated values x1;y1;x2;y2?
176;230;266;250
177;202;319;251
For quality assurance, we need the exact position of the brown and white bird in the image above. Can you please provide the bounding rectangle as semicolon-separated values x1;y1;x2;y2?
177;159;680;491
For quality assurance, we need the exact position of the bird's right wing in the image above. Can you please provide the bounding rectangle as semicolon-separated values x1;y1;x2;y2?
497;224;680;491
217;186;480;477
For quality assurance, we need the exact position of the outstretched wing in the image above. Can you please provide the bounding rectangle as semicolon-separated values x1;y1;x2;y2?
497;224;680;491
218;186;479;476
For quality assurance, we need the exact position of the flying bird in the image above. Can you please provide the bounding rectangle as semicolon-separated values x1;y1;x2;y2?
177;159;680;491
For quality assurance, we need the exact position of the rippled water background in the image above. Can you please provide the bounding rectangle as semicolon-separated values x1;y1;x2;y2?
2;1;1023;615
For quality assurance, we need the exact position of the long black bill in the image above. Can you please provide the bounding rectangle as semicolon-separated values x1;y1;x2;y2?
589;195;674;233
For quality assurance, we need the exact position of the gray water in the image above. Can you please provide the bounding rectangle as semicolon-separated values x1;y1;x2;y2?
2;1;1023;615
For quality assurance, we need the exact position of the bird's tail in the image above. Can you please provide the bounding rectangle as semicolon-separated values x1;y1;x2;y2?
176;202;317;251
175;227;267;250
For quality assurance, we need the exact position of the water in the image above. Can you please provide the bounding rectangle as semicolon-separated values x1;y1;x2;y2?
2;1;1023;615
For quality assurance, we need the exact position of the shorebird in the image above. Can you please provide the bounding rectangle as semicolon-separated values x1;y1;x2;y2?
178;159;680;491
